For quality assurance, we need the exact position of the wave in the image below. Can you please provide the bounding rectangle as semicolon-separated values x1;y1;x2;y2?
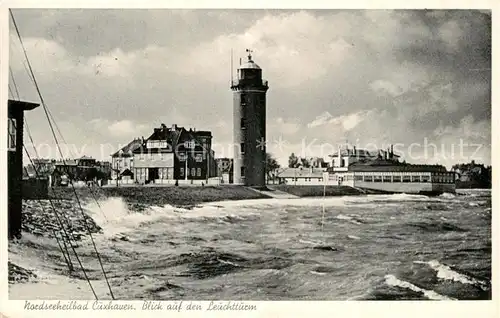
439;193;456;199
83;197;263;237
384;274;455;300
406;220;467;233
336;214;363;225
414;260;488;290
84;197;178;238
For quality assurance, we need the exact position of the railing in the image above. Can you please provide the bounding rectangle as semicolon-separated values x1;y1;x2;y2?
231;79;269;87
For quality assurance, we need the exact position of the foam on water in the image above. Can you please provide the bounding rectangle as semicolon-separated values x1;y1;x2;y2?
347;235;361;240
336;214;362;225
384;274;455;300
414;260;488;290
299;239;326;246
84;197;178;237
198;192;441;210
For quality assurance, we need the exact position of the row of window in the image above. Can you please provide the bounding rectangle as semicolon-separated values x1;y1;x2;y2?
288;178;323;182
180;167;202;177
145;140;209;151
356;175;454;183
136;153;204;162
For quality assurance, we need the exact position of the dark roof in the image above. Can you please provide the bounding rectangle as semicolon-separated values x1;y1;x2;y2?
8;99;40;112
112;138;143;157
121;169;134;176
128;124;213;154
347;162;448;173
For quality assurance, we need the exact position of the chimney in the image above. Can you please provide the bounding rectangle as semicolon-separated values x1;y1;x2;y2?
338;144;341;167
161;123;167;130
172;124;177;131
391;144;394;158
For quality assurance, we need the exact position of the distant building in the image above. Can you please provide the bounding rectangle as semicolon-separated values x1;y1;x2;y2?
277;167;327;185
52;155;102;185
110;138;143;180
131;124;217;184
329;145;400;172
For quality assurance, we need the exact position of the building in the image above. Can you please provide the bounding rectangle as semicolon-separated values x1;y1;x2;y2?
131;124;217;184
110;138;143;180
325;145;455;194
231;50;269;186
277;167;328;185
30;158;56;176
8;99;40;239
52;155;102;185
329;145;400;171
216;158;234;184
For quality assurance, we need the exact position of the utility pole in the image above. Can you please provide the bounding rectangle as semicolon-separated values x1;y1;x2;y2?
185;151;188;181
115;160;119;187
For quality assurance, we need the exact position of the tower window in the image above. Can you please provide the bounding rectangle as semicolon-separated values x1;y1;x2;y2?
240;143;245;154
7;118;16;151
241;93;247;106
240;166;245;177
240;118;246;129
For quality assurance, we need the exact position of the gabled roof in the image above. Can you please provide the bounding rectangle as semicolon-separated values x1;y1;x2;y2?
112;138;143;157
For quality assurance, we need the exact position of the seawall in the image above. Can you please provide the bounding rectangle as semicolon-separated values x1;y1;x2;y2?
49;185;271;208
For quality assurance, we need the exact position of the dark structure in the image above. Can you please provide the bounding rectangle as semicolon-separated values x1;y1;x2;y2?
231;50;269;186
8;99;40;239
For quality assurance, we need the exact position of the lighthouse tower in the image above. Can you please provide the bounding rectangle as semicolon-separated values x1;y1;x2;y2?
231;49;269;186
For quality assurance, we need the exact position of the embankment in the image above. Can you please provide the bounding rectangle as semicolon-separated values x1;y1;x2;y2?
50;185;271;209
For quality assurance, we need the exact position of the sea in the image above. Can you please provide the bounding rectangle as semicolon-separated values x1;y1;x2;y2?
11;189;492;300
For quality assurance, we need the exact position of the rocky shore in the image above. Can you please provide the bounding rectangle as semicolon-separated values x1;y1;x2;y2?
8;261;38;283
21;199;102;241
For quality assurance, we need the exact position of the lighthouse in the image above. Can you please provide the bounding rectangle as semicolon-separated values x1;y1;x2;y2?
231;49;269;186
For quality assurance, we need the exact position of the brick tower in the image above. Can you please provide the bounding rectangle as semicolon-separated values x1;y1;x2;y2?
231;49;269;186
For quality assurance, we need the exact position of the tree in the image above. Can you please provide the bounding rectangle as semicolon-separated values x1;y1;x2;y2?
300;157;311;168
288;153;299;168
266;153;280;181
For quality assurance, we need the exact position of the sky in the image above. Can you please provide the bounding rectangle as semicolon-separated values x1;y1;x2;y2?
8;9;491;168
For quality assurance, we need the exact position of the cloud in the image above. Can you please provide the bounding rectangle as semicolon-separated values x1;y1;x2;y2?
10;9;491;168
89;119;148;138
307;110;371;131
271;117;301;135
